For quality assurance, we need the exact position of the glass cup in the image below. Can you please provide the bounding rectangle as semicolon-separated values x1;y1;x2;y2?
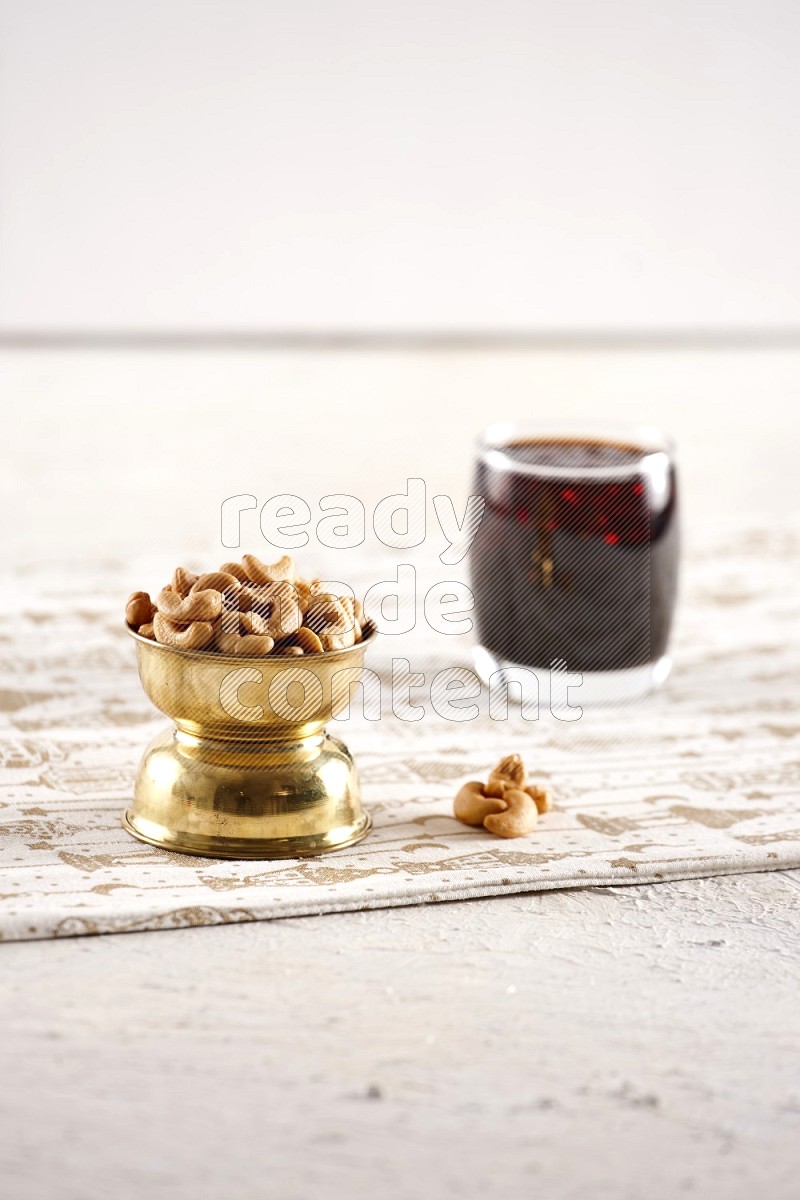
469;423;680;705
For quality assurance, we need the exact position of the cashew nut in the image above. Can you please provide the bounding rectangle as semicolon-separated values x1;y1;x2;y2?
153;612;216;650
453;755;553;838
219;561;250;583
453;780;508;827
267;582;303;638
483;788;539;838
319;626;355;651
489;753;527;790
294;578;315;614
242;554;295;585
191;571;242;597
526;784;553;815
240;610;269;636
293;626;324;655
305;594;356;650
172;567;198;597
126;591;153;628
156;586;222;623
240;583;302;640
215;628;275;657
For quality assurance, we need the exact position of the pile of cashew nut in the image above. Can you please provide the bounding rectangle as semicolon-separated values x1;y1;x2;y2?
454;754;553;838
125;555;369;657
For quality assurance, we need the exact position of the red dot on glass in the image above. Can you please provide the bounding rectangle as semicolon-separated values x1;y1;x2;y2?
546;519;557;531
604;533;619;545
632;483;644;495
561;488;578;503
516;507;529;524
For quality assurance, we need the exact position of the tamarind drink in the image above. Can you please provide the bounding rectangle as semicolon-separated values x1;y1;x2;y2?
470;432;680;677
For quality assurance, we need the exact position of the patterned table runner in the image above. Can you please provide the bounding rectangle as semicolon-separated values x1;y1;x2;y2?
0;525;798;941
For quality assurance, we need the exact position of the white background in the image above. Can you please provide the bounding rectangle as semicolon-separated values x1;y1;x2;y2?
1;0;799;332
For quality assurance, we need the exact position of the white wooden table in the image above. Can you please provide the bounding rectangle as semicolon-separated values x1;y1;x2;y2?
2;344;799;1199
2;875;799;1199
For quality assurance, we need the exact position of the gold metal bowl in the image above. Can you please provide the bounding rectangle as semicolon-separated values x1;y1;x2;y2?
124;626;377;859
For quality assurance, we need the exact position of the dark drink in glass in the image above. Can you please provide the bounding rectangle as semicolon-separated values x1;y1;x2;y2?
469;425;680;704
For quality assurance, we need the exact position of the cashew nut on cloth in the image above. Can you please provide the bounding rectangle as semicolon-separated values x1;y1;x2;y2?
453;781;507;827
453;754;553;839
483;788;540;838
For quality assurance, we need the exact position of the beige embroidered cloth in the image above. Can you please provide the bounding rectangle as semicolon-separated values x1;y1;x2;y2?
0;525;798;942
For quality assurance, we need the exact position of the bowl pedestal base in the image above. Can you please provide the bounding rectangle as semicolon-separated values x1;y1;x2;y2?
124;725;372;860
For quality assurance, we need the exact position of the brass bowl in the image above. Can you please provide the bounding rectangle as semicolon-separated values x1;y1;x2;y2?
124;626;377;859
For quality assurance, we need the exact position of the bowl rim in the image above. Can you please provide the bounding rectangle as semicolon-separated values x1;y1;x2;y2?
126;621;378;665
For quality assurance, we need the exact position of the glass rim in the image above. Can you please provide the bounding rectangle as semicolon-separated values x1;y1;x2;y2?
476;421;675;480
